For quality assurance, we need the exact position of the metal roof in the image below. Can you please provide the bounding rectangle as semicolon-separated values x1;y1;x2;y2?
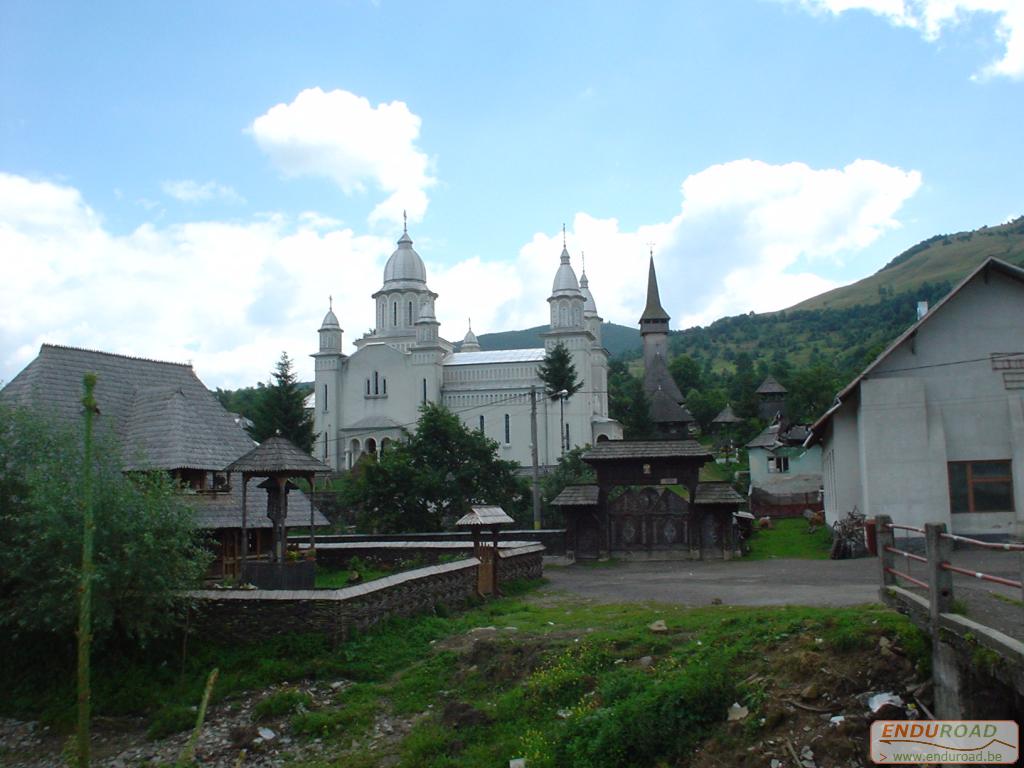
583;440;712;461
445;349;546;365
1;344;255;471
455;505;515;527
550;246;581;297
550;484;600;506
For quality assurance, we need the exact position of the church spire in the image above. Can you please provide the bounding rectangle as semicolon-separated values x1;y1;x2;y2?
640;251;670;324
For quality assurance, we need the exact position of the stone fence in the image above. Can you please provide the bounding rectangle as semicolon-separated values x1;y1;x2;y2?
188;544;544;645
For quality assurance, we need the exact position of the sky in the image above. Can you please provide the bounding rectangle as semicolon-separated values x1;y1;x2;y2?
1;0;1022;389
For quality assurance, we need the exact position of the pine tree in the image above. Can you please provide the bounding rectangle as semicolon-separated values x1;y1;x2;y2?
537;342;583;401
249;352;316;453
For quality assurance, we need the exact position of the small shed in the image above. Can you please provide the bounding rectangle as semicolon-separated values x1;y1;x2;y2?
550;484;600;557
694;482;746;559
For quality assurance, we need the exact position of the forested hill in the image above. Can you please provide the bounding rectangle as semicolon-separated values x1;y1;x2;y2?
474;322;640;358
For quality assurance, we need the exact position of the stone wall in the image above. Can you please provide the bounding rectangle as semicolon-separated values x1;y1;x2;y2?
189;545;545;645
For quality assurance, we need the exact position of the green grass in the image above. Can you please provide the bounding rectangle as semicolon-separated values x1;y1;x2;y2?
745;517;832;560
2;577;930;768
315;566;391;588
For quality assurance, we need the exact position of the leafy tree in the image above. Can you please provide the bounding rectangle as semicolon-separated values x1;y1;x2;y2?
607;360;653;439
785;362;842;423
344;403;530;532
541;446;596;527
729;352;760;419
668;354;702;394
249;352;315;452
538;342;583;400
685;387;728;433
215;383;267;420
0;405;210;649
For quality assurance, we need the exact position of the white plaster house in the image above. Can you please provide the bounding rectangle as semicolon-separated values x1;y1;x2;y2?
806;257;1024;538
312;225;622;472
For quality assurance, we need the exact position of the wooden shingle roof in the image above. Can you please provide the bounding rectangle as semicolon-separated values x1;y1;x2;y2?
756;375;788;395
583;440;712;462
550;484;599;507
455;505;514;527
226;436;333;475
695;482;745;506
712;404;743;424
1;344;255;471
188;478;330;530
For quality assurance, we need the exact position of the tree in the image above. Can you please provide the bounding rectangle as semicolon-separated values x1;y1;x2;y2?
541;446;596;527
0;405;210;649
668;354;702;394
537;342;583;401
608;360;653;439
344;403;530;532
250;352;315;453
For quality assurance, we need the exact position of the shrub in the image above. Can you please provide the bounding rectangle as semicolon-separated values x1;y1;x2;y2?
147;704;196;740
253;689;312;721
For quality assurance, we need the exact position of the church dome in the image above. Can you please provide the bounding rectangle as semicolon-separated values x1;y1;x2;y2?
382;229;428;289
320;307;341;330
580;271;598;315
461;321;481;352
550;246;581;297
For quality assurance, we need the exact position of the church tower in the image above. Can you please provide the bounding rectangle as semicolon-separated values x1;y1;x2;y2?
313;300;345;466
579;263;608;418
640;253;670;367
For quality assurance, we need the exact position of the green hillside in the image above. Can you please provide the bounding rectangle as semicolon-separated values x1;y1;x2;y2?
792;216;1024;311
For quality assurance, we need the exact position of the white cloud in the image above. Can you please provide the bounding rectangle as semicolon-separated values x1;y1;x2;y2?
0;159;920;389
250;87;436;225
0;172;390;389
162;179;245;204
796;0;1024;79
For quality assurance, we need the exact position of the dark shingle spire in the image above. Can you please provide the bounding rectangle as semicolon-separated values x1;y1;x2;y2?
640;253;670;323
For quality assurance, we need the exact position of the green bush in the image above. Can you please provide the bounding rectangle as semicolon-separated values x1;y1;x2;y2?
147;704;196;740
253;689;312;721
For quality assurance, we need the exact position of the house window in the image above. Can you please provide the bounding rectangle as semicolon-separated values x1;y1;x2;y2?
767;456;790;473
948;461;1014;513
504;413;511;444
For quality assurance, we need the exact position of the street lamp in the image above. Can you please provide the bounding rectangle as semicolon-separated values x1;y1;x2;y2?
557;389;569;457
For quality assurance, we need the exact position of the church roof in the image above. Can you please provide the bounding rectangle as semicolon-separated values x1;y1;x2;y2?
643;353;684;403
550;246;582;298
1;344;255;472
445;348;546;365
649;387;694;424
319;307;341;330
640;255;670;323
712;404;743;424
381;227;428;289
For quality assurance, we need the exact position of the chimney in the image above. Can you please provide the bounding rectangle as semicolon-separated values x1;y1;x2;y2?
916;301;928;320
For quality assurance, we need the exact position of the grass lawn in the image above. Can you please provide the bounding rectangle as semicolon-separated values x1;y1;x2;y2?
315;564;392;588
745;516;833;560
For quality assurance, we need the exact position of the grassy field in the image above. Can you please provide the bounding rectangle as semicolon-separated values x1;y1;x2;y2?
745;517;833;560
1;579;931;768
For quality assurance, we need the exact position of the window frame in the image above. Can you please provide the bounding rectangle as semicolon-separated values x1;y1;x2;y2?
948;460;1014;514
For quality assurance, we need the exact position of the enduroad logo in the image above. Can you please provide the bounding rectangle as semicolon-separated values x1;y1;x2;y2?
870;720;1019;764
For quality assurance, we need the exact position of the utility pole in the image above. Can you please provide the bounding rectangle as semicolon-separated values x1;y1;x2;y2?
530;386;541;530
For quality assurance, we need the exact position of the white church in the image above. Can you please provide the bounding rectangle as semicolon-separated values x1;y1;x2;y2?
312;224;623;472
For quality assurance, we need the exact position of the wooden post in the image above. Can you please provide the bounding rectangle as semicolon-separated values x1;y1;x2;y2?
530;387;541;530
277;475;288;563
926;522;954;628
492;525;501;596
77;373;99;768
308;472;316;553
876;514;895;588
240;472;248;582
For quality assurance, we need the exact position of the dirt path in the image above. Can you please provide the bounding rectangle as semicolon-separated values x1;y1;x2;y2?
545;556;881;606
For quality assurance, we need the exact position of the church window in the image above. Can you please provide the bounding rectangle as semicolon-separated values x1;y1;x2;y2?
422;378;427;403
366;378;371;395
393;301;398;326
383;377;387;395
373;371;380;395
504;413;510;444
565;423;570;451
407;301;413;325
478;415;485;433
323;384;328;412
323;433;328;459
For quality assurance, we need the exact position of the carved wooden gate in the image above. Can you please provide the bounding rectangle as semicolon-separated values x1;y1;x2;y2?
606;486;692;553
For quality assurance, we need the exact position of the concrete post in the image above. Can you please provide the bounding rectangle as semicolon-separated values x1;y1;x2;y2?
925;522;954;628
876;514;895;590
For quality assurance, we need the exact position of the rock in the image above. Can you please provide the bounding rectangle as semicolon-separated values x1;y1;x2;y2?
878;636;891;649
509;759;527;768
771;760;782;768
711;597;723;605
648;619;668;633
258;726;276;741
829;715;845;727
800;683;820;701
230;724;260;748
638;656;654;669
727;703;749;721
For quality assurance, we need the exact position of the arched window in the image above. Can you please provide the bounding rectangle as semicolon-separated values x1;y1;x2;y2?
366;378;370;395
597;433;610;443
366;438;377;455
393;301;398;326
323;384;328;412
478;415;485;433
504;413;511;444
407;301;413;325
373;371;379;395
382;377;387;395
422;378;427;403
